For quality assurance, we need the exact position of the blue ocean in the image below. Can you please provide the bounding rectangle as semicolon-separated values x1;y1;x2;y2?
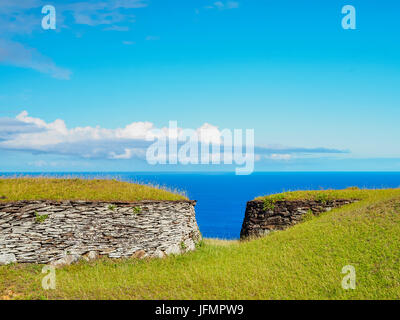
2;172;400;239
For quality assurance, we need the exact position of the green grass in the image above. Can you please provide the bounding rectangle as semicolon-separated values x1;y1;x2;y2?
0;177;187;202
1;188;400;299
256;187;372;211
255;186;382;202
34;212;49;223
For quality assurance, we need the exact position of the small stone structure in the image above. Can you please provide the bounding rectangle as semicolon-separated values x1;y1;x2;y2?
0;200;201;265
240;199;356;239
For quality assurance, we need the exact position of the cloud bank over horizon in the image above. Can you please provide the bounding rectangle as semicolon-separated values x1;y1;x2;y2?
0;111;349;168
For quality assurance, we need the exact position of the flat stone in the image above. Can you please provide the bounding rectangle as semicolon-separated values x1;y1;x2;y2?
165;244;181;256
183;239;196;251
0;253;17;265
83;251;98;261
50;254;81;268
133;250;146;259
153;249;165;258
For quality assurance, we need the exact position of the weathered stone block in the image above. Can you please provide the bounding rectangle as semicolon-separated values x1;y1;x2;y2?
240;199;357;239
0;253;17;265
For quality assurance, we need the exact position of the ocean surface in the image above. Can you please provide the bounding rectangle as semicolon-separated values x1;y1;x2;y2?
2;172;400;239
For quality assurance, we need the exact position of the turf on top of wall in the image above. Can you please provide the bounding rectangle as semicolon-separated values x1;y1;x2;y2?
0;178;187;202
254;187;400;202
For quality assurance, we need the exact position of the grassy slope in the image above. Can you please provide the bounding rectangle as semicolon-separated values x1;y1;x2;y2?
1;188;400;299
0;178;187;202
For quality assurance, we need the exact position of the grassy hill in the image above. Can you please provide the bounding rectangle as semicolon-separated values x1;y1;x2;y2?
1;187;400;299
0;177;187;202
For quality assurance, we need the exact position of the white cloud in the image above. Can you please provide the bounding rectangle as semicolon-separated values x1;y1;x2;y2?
61;0;146;28
0;111;225;160
197;123;222;144
0;0;148;32
0;116;44;139
0;1;67;79
0;0;148;78
0;39;72;80
0;112;348;163
16;110;68;133
226;1;239;9
204;1;239;10
110;148;146;160
104;26;130;32
269;154;292;161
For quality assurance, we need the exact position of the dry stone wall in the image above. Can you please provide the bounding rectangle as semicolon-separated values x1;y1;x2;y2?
0;200;201;265
240;199;356;239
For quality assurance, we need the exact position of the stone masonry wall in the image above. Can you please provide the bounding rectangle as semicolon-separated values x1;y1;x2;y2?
0;200;201;265
240;199;356;239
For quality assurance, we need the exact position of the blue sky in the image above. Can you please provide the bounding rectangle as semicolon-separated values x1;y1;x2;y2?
1;0;400;172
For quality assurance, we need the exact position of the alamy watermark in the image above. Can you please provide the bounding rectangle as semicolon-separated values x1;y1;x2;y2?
145;121;255;175
40;4;357;31
342;5;356;30
42;265;56;290
41;5;56;30
341;265;356;290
